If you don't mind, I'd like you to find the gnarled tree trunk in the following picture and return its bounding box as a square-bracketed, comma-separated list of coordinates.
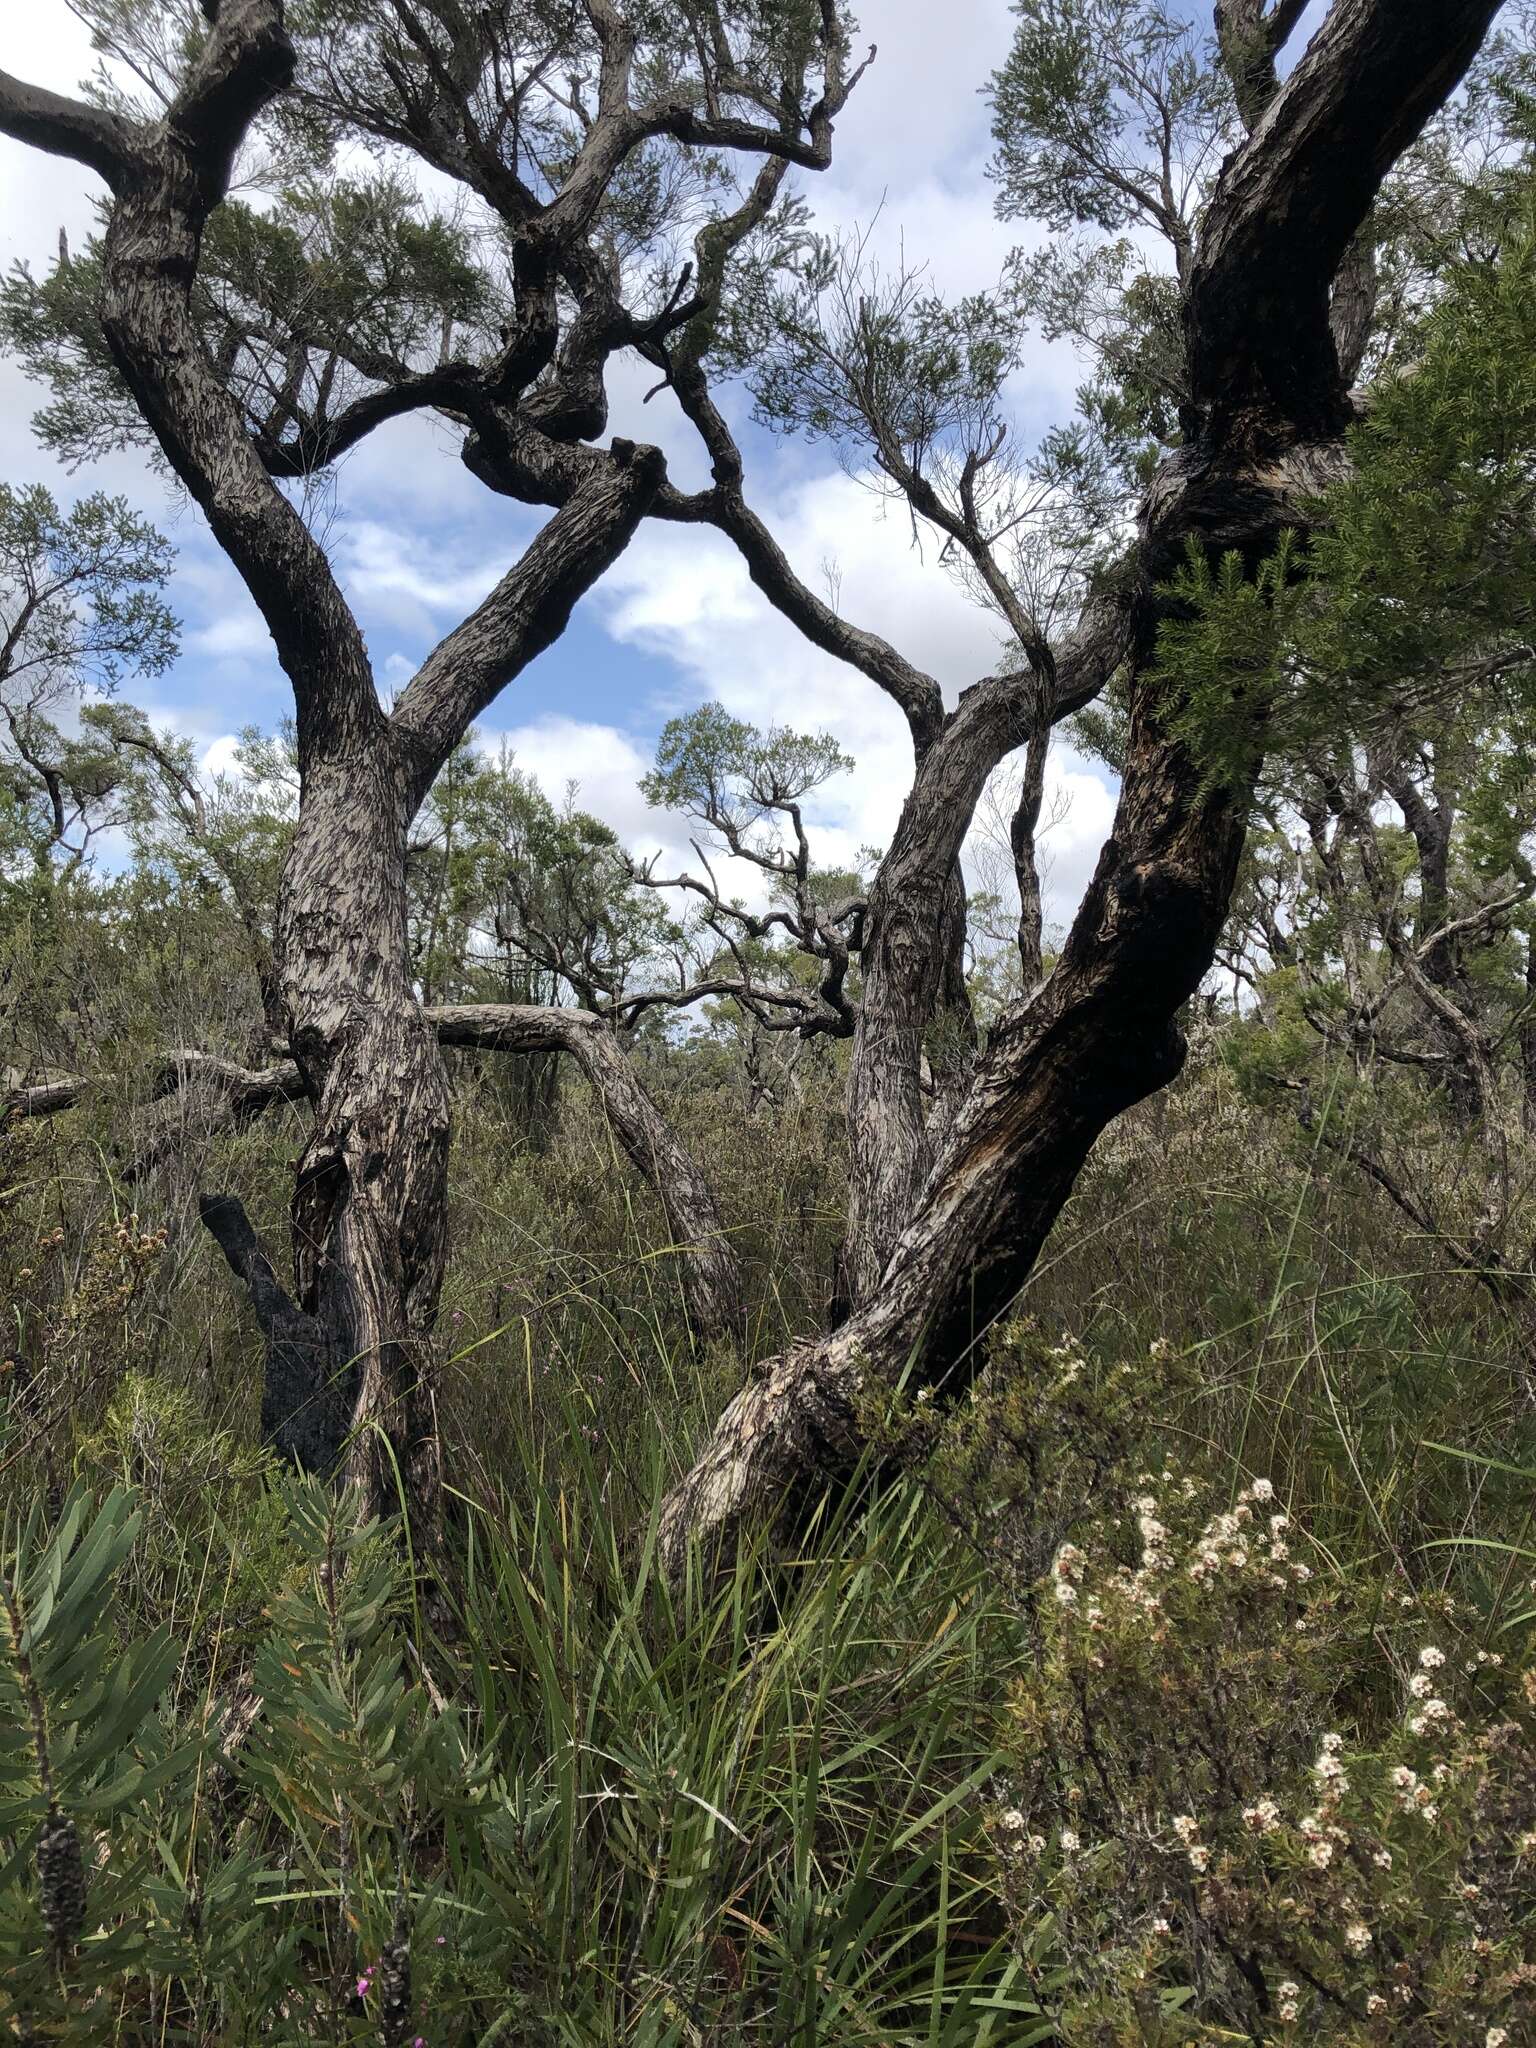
[658, 0, 1504, 1574]
[281, 742, 452, 1520]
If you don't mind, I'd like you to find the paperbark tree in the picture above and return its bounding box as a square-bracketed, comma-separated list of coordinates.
[0, 0, 863, 1520]
[656, 0, 1507, 1569]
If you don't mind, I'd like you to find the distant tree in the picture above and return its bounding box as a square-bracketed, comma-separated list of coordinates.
[0, 484, 175, 886]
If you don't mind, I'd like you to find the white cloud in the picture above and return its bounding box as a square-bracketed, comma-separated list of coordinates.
[485, 715, 657, 842]
[593, 465, 1118, 931]
[199, 733, 246, 779]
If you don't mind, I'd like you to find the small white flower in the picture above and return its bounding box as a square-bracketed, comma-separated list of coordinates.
[1308, 1840, 1334, 1868]
[1409, 1672, 1432, 1698]
[1486, 2031, 1509, 2048]
[1373, 1848, 1392, 1868]
[1059, 1827, 1080, 1853]
[1367, 1994, 1387, 2014]
[1187, 1843, 1210, 1872]
[1344, 1921, 1370, 1954]
[1171, 1814, 1200, 1843]
[1251, 1477, 1275, 1501]
[1418, 1645, 1446, 1670]
[999, 1809, 1026, 1832]
[1243, 1797, 1282, 1834]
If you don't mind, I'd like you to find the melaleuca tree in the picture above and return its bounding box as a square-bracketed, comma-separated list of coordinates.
[0, 0, 1515, 1578]
[634, 704, 864, 1038]
[655, 0, 1508, 1568]
[0, 0, 870, 1520]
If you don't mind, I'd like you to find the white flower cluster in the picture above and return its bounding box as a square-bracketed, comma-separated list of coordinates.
[1171, 1811, 1210, 1873]
[1298, 1734, 1352, 1868]
[1277, 1978, 1300, 2022]
[1242, 1794, 1282, 1834]
[1389, 1763, 1440, 1823]
[1403, 1652, 1456, 1738]
[1185, 1481, 1303, 1588]
[1051, 1541, 1086, 1608]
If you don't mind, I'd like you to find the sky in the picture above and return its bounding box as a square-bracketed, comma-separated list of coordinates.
[0, 0, 1266, 936]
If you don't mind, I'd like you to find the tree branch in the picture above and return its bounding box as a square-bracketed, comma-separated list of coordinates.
[391, 438, 666, 801]
[432, 1003, 744, 1340]
[0, 71, 136, 185]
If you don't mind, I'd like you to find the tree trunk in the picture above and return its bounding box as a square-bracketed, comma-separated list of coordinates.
[1523, 936, 1536, 1138]
[657, 659, 1243, 1568]
[1011, 728, 1050, 989]
[280, 742, 451, 1525]
[841, 845, 959, 1305]
[658, 0, 1506, 1573]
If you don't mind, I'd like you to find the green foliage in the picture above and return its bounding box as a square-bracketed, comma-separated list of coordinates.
[988, 0, 1228, 240]
[1307, 211, 1536, 719]
[1151, 530, 1311, 792]
[643, 701, 852, 827]
[0, 1484, 206, 2032]
[0, 1461, 1048, 2043]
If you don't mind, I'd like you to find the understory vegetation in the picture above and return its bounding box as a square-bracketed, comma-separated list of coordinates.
[6, 940, 1536, 2041]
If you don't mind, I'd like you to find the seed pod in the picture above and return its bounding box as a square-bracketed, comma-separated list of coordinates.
[376, 1935, 412, 2048]
[36, 1804, 85, 1961]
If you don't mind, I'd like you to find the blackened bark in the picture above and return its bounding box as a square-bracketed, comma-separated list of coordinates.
[199, 1194, 346, 1475]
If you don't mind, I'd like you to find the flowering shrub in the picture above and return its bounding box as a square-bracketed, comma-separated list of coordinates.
[964, 1340, 1536, 2043]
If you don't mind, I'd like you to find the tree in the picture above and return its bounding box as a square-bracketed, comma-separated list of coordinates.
[0, 484, 176, 886]
[656, 0, 1509, 1569]
[0, 0, 1513, 1575]
[0, 0, 869, 1521]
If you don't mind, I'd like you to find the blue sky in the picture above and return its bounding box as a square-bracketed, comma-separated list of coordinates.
[0, 0, 1326, 923]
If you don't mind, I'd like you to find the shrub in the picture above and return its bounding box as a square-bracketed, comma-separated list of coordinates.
[943, 1338, 1536, 2043]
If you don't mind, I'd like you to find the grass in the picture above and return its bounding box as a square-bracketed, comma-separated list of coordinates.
[4, 1029, 1536, 2038]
